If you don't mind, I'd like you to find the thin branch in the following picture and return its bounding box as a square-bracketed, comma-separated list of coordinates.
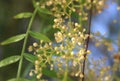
[81, 0, 93, 81]
[16, 7, 38, 80]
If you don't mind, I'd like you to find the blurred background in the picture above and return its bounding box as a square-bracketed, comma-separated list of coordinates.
[0, 0, 34, 80]
[0, 0, 120, 81]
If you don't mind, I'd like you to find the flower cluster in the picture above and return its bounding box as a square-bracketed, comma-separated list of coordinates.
[28, 0, 107, 80]
[28, 23, 91, 80]
[40, 0, 107, 19]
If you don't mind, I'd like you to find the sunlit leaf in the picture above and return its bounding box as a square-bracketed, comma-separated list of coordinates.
[0, 55, 20, 68]
[24, 53, 37, 63]
[38, 8, 52, 15]
[7, 78, 30, 81]
[0, 34, 26, 45]
[14, 12, 32, 19]
[29, 31, 51, 42]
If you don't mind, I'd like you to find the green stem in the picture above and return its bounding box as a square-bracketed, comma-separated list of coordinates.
[16, 7, 38, 80]
[79, 0, 83, 25]
[62, 61, 68, 81]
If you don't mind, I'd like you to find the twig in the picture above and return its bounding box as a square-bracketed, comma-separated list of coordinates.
[16, 6, 38, 81]
[81, 0, 93, 81]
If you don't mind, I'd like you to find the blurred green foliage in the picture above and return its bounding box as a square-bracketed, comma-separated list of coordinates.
[0, 0, 56, 80]
[0, 0, 33, 81]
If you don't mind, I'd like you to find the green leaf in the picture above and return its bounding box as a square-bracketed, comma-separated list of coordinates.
[14, 12, 32, 19]
[0, 34, 26, 45]
[7, 78, 30, 81]
[24, 53, 37, 63]
[38, 8, 52, 15]
[22, 63, 33, 77]
[42, 68, 57, 78]
[32, 1, 52, 15]
[0, 55, 20, 68]
[29, 31, 51, 42]
[42, 68, 73, 81]
[67, 77, 73, 81]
